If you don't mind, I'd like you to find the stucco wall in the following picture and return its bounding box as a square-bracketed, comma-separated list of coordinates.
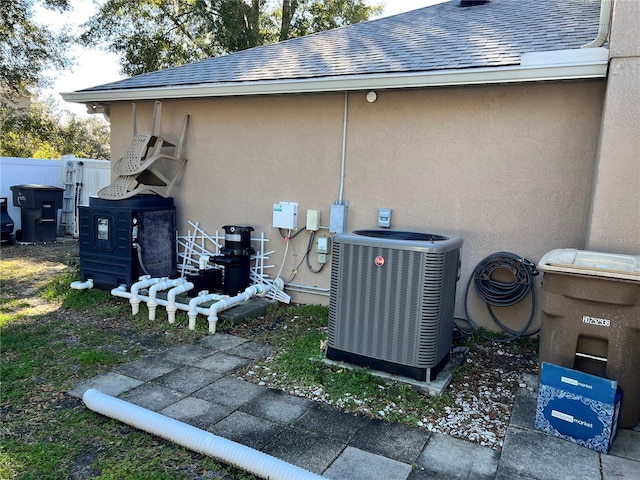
[586, 0, 640, 254]
[108, 80, 605, 332]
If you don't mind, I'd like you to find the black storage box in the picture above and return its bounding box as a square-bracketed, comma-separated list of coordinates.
[79, 196, 177, 288]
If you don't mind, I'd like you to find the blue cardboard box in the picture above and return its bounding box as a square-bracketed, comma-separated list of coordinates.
[535, 362, 623, 453]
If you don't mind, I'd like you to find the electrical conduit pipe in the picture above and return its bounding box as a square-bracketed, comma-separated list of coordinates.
[188, 292, 229, 330]
[207, 284, 271, 334]
[82, 389, 326, 480]
[147, 278, 187, 321]
[166, 281, 194, 323]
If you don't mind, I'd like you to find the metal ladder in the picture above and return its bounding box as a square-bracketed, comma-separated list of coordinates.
[59, 157, 84, 237]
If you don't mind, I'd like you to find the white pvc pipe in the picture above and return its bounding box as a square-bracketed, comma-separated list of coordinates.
[284, 286, 330, 297]
[70, 279, 94, 290]
[82, 389, 326, 480]
[166, 281, 194, 323]
[207, 284, 271, 334]
[112, 284, 227, 325]
[111, 285, 128, 298]
[188, 292, 228, 331]
[198, 255, 211, 270]
[129, 276, 164, 315]
[285, 282, 331, 296]
[110, 279, 270, 330]
[148, 278, 186, 321]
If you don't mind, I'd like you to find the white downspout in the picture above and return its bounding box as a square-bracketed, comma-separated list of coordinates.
[582, 0, 612, 48]
[83, 389, 326, 480]
[166, 281, 194, 323]
[148, 278, 186, 320]
[207, 284, 271, 334]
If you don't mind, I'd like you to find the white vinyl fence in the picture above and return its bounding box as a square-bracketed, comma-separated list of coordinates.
[0, 155, 111, 237]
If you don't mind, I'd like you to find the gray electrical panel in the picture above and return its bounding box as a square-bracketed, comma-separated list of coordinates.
[329, 201, 348, 233]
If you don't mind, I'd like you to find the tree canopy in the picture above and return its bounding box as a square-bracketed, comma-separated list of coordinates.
[0, 1, 109, 161]
[0, 0, 73, 96]
[82, 0, 382, 76]
[0, 0, 381, 161]
[0, 100, 110, 160]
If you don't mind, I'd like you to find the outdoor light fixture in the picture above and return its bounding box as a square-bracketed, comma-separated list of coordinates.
[366, 90, 378, 103]
[86, 103, 111, 121]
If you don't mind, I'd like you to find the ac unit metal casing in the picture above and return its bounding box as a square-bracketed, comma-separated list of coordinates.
[327, 230, 462, 382]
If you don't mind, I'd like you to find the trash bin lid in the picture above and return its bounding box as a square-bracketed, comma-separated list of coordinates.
[538, 248, 640, 281]
[10, 184, 64, 191]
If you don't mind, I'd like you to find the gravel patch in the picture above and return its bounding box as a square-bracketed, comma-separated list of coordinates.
[236, 339, 539, 450]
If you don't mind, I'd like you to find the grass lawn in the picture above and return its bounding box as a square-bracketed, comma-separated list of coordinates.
[1, 241, 538, 478]
[0, 244, 255, 479]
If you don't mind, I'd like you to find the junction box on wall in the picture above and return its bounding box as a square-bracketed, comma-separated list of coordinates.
[306, 209, 321, 231]
[378, 208, 392, 228]
[273, 202, 298, 229]
[316, 235, 331, 264]
[329, 201, 348, 234]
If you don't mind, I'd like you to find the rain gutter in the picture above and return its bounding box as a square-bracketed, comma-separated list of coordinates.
[61, 47, 609, 105]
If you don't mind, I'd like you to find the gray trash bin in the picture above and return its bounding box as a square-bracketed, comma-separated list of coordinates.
[10, 184, 64, 243]
[538, 248, 640, 428]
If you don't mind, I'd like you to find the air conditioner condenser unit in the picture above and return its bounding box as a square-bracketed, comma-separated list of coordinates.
[327, 230, 462, 382]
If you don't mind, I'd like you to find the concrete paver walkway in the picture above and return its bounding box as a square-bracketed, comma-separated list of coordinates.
[69, 334, 640, 479]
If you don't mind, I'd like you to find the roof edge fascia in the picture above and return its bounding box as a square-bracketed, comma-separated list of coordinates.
[61, 47, 609, 104]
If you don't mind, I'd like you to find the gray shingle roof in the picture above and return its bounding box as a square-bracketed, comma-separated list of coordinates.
[80, 0, 602, 93]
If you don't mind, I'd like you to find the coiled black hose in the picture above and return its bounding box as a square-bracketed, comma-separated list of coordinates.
[457, 252, 539, 342]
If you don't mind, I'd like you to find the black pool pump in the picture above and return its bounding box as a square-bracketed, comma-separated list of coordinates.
[212, 225, 255, 295]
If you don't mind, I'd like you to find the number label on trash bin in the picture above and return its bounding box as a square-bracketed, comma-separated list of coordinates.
[582, 315, 611, 327]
